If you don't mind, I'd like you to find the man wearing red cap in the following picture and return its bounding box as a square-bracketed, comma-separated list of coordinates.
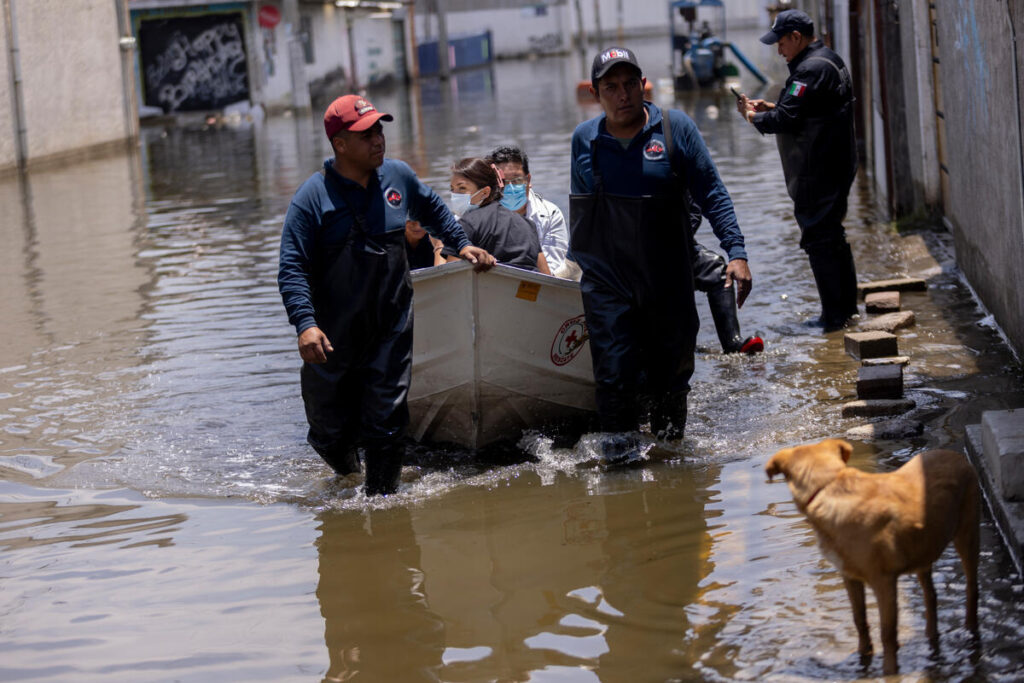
[278, 94, 494, 496]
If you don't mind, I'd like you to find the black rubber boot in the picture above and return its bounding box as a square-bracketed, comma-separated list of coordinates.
[650, 392, 688, 441]
[320, 446, 361, 476]
[808, 244, 858, 332]
[364, 441, 404, 496]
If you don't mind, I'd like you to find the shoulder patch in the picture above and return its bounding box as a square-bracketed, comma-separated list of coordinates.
[787, 81, 808, 97]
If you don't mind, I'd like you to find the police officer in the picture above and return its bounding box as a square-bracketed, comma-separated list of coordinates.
[736, 9, 858, 331]
[570, 47, 752, 442]
[278, 94, 494, 496]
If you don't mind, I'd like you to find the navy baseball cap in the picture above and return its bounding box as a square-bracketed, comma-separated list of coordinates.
[591, 47, 642, 86]
[760, 9, 814, 44]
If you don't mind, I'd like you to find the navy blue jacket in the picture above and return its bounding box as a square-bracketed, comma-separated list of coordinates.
[278, 159, 471, 334]
[570, 103, 747, 262]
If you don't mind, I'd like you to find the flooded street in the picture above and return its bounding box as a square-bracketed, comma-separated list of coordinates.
[2, 34, 1024, 681]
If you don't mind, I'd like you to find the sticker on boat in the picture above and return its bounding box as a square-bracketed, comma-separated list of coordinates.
[551, 315, 589, 366]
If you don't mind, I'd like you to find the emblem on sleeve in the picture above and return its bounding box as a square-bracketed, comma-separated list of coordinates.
[384, 187, 403, 208]
[787, 81, 808, 97]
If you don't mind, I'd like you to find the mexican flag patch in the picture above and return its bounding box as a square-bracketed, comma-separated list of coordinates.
[787, 81, 808, 97]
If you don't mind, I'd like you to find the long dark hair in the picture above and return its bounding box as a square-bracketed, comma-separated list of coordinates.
[451, 157, 503, 206]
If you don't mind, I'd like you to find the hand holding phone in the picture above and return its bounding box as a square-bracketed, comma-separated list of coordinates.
[730, 86, 743, 100]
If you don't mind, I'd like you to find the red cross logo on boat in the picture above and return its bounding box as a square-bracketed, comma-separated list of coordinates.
[551, 315, 589, 366]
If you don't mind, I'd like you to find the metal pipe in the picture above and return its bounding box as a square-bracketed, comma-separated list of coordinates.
[435, 0, 449, 80]
[3, 0, 27, 169]
[345, 8, 359, 90]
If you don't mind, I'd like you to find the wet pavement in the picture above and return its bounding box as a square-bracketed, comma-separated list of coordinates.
[2, 33, 1024, 682]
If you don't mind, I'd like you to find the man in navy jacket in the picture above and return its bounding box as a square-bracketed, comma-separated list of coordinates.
[278, 95, 493, 495]
[570, 47, 752, 444]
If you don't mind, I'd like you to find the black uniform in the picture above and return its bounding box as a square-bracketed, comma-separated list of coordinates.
[752, 40, 858, 329]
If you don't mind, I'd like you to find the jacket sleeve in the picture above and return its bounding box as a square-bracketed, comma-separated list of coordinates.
[752, 64, 827, 135]
[538, 199, 569, 270]
[570, 125, 592, 194]
[278, 190, 320, 335]
[674, 112, 748, 261]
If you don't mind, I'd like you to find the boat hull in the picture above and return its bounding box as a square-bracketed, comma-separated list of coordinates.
[409, 262, 596, 449]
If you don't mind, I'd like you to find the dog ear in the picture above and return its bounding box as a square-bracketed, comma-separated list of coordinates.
[835, 439, 853, 463]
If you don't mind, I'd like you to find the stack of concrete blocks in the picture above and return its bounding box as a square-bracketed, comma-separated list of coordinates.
[966, 410, 1024, 572]
[842, 278, 927, 437]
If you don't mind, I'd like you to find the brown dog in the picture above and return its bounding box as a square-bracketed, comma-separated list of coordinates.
[765, 439, 979, 675]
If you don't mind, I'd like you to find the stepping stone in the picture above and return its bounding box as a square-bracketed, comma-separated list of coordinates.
[858, 310, 916, 332]
[862, 356, 910, 367]
[857, 364, 904, 399]
[841, 398, 916, 417]
[858, 277, 927, 297]
[845, 418, 924, 440]
[865, 290, 900, 313]
[845, 330, 899, 360]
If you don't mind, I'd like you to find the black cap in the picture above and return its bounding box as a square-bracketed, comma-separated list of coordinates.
[591, 47, 642, 86]
[760, 9, 814, 45]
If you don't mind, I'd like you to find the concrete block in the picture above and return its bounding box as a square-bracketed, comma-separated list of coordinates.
[865, 290, 901, 313]
[858, 277, 928, 298]
[845, 331, 899, 360]
[858, 310, 916, 332]
[845, 418, 924, 440]
[981, 409, 1024, 501]
[862, 356, 910, 367]
[857, 364, 904, 399]
[841, 398, 915, 417]
[966, 424, 1024, 573]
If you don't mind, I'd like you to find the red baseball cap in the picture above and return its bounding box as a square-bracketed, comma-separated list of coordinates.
[323, 95, 393, 138]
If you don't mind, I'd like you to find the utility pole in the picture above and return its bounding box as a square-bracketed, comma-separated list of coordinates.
[435, 0, 450, 80]
[282, 0, 311, 111]
[345, 9, 359, 91]
[573, 0, 586, 56]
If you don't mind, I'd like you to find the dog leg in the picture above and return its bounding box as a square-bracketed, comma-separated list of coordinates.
[843, 576, 872, 656]
[954, 480, 981, 634]
[872, 576, 900, 675]
[916, 568, 939, 648]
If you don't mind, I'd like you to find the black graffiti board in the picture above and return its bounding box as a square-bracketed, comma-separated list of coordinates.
[139, 13, 250, 113]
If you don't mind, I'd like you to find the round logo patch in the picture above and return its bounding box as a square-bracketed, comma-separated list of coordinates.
[550, 315, 589, 366]
[643, 139, 666, 161]
[384, 187, 403, 208]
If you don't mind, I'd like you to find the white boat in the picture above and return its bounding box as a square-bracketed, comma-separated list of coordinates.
[409, 261, 596, 449]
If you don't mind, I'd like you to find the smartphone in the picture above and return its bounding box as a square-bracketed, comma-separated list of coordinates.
[730, 86, 743, 100]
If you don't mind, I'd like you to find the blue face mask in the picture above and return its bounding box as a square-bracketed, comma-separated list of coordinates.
[500, 182, 528, 211]
[449, 188, 484, 217]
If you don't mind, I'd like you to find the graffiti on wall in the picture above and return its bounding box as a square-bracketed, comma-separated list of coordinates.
[139, 13, 250, 112]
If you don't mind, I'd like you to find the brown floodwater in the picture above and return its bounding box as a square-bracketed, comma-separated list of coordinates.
[2, 33, 1023, 682]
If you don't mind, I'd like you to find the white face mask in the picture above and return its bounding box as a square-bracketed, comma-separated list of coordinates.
[449, 187, 485, 216]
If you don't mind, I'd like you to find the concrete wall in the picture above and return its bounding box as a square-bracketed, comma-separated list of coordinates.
[933, 0, 1024, 358]
[4, 0, 132, 169]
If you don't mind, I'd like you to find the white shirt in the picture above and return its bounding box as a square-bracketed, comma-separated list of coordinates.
[524, 189, 569, 272]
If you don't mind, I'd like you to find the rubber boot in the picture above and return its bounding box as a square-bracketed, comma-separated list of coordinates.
[364, 441, 404, 496]
[706, 282, 763, 354]
[320, 446, 361, 476]
[650, 392, 688, 441]
[808, 245, 857, 332]
[837, 241, 860, 321]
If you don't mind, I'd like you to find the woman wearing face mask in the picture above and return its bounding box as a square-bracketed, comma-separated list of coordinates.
[444, 157, 551, 274]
